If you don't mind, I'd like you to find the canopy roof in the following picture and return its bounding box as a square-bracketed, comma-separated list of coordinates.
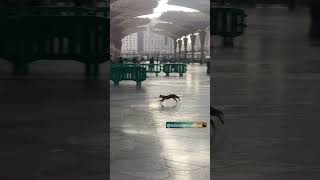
[111, 0, 209, 40]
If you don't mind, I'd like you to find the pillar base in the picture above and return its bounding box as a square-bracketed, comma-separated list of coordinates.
[85, 63, 100, 76]
[223, 37, 234, 46]
[13, 63, 29, 76]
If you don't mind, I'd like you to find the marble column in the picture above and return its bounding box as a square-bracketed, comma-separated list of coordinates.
[178, 39, 182, 62]
[111, 39, 122, 61]
[183, 36, 188, 62]
[190, 34, 196, 63]
[173, 40, 177, 60]
[199, 30, 206, 65]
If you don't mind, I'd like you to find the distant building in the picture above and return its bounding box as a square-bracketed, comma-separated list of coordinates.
[142, 26, 174, 56]
[121, 33, 138, 56]
[121, 27, 174, 57]
[121, 27, 210, 59]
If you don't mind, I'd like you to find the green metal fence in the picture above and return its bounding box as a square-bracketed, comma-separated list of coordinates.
[109, 63, 187, 86]
[136, 64, 162, 75]
[110, 66, 147, 86]
[0, 7, 109, 76]
[111, 64, 162, 75]
[162, 64, 187, 77]
[211, 7, 247, 46]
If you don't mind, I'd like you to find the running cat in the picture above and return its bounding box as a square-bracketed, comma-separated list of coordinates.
[159, 94, 180, 103]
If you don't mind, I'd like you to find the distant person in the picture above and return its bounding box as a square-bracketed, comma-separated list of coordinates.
[132, 57, 138, 64]
[140, 57, 145, 64]
[119, 57, 123, 64]
[156, 57, 159, 64]
[150, 57, 154, 64]
[149, 57, 155, 71]
[110, 54, 113, 62]
[162, 57, 166, 64]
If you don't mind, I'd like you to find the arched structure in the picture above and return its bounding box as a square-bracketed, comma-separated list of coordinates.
[110, 0, 210, 61]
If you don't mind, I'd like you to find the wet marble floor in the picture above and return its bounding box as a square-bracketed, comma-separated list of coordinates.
[211, 7, 320, 180]
[0, 61, 109, 179]
[110, 64, 210, 180]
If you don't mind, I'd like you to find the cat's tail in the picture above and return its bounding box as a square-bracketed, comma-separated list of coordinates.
[216, 114, 224, 125]
[211, 106, 224, 125]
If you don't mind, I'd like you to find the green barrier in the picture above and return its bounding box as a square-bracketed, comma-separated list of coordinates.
[112, 64, 162, 76]
[162, 64, 187, 77]
[110, 64, 138, 67]
[0, 7, 109, 76]
[211, 7, 247, 46]
[110, 66, 147, 86]
[136, 64, 162, 76]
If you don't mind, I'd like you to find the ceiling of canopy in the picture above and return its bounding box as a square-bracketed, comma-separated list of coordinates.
[110, 0, 210, 41]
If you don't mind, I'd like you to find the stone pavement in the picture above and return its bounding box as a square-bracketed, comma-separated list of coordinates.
[110, 64, 210, 180]
[0, 61, 109, 179]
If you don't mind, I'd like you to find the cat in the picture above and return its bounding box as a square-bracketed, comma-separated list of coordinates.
[159, 94, 180, 103]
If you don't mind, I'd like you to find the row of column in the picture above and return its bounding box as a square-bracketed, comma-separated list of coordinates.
[173, 29, 207, 64]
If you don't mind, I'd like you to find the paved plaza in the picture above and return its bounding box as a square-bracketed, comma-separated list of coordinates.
[110, 64, 210, 180]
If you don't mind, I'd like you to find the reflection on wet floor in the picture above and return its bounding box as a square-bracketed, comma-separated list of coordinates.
[110, 64, 210, 180]
[0, 75, 109, 178]
[212, 7, 320, 180]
